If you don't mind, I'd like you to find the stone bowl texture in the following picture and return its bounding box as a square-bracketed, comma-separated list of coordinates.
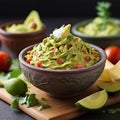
[19, 44, 106, 98]
[0, 20, 46, 57]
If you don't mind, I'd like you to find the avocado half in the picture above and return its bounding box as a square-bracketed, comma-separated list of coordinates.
[24, 10, 43, 31]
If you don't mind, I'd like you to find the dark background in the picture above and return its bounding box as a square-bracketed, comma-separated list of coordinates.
[0, 0, 120, 19]
[1, 1, 120, 120]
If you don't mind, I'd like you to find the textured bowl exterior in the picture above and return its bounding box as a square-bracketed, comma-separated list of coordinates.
[0, 20, 46, 57]
[19, 44, 106, 98]
[71, 18, 120, 48]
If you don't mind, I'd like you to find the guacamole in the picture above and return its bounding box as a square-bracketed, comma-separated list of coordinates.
[5, 10, 43, 33]
[25, 24, 100, 70]
[78, 17, 120, 36]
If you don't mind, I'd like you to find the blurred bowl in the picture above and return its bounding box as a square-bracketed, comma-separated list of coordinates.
[0, 20, 46, 57]
[71, 18, 120, 48]
[19, 44, 106, 98]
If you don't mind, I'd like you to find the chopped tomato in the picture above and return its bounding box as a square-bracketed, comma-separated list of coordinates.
[81, 50, 87, 54]
[50, 47, 55, 51]
[85, 56, 91, 62]
[26, 50, 31, 55]
[36, 61, 42, 67]
[76, 63, 83, 68]
[26, 58, 31, 64]
[94, 53, 99, 58]
[74, 37, 79, 41]
[57, 58, 65, 64]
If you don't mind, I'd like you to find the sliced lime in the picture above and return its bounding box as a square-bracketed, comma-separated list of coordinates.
[97, 80, 120, 93]
[75, 89, 108, 110]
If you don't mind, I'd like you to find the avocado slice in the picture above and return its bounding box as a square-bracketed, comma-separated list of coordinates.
[97, 80, 120, 93]
[24, 10, 43, 31]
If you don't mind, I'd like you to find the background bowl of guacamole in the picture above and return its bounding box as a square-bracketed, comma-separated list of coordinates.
[0, 10, 47, 57]
[19, 43, 106, 98]
[0, 20, 46, 57]
[71, 18, 120, 48]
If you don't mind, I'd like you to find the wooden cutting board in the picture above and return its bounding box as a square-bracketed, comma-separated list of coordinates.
[1, 82, 120, 120]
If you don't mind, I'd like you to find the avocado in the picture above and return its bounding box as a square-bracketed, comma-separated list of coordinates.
[97, 80, 120, 93]
[24, 10, 43, 31]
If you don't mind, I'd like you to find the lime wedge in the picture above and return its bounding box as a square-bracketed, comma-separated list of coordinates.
[97, 80, 120, 93]
[75, 89, 108, 110]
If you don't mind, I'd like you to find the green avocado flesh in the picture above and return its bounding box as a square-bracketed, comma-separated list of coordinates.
[75, 89, 108, 110]
[5, 10, 42, 33]
[24, 10, 42, 31]
[97, 80, 120, 93]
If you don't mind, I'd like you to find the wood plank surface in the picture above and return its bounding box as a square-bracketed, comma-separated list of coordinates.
[0, 83, 120, 120]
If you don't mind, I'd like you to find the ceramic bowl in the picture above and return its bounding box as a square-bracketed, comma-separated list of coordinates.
[19, 44, 106, 98]
[0, 20, 46, 57]
[71, 19, 120, 48]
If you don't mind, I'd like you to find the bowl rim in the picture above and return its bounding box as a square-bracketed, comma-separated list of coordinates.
[0, 20, 46, 37]
[71, 18, 120, 39]
[19, 43, 106, 73]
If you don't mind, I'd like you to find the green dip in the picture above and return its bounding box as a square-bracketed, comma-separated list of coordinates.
[78, 17, 120, 36]
[5, 24, 33, 33]
[5, 10, 42, 33]
[25, 24, 100, 70]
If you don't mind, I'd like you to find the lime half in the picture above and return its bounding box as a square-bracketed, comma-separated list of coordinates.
[75, 89, 108, 110]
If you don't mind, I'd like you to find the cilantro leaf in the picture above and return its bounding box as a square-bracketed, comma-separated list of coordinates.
[10, 59, 21, 71]
[26, 94, 39, 108]
[7, 70, 22, 79]
[96, 1, 111, 19]
[11, 97, 19, 108]
[40, 97, 47, 101]
[10, 94, 39, 109]
[96, 1, 112, 30]
[37, 104, 51, 111]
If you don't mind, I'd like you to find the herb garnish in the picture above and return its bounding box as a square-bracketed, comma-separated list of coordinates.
[11, 93, 39, 108]
[37, 104, 51, 111]
[96, 1, 111, 30]
[11, 94, 51, 111]
[0, 59, 51, 111]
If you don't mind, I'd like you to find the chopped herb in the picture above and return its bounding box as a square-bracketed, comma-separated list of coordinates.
[10, 93, 39, 109]
[98, 22, 107, 30]
[66, 53, 74, 60]
[96, 1, 111, 19]
[67, 35, 73, 41]
[0, 59, 21, 82]
[96, 1, 111, 30]
[10, 59, 21, 71]
[11, 97, 19, 108]
[26, 94, 39, 107]
[37, 104, 51, 111]
[102, 108, 120, 114]
[18, 96, 27, 105]
[7, 70, 22, 79]
[40, 97, 47, 101]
